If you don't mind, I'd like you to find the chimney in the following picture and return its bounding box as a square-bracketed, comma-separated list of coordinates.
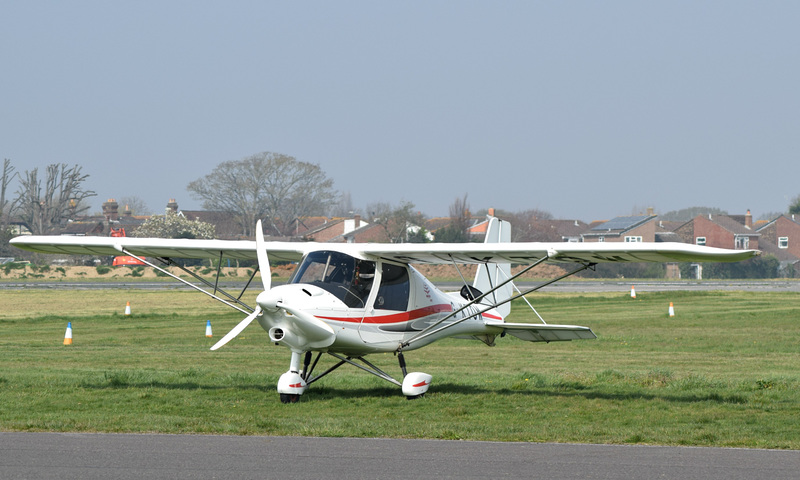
[745, 209, 752, 229]
[166, 198, 179, 214]
[102, 198, 119, 221]
[123, 204, 133, 217]
[647, 207, 654, 216]
[488, 207, 495, 217]
[354, 214, 361, 229]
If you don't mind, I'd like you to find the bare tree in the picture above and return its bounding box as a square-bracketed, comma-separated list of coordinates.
[507, 208, 556, 242]
[187, 152, 337, 237]
[436, 194, 471, 243]
[1, 159, 16, 226]
[11, 164, 96, 235]
[367, 200, 427, 243]
[0, 159, 18, 256]
[329, 191, 360, 218]
[118, 196, 152, 216]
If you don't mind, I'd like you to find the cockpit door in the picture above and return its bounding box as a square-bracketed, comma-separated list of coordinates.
[358, 261, 411, 344]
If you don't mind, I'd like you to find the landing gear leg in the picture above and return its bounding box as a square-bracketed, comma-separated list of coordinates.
[302, 351, 313, 380]
[398, 352, 408, 378]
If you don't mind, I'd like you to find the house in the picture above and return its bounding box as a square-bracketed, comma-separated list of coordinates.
[756, 214, 800, 257]
[530, 219, 588, 242]
[467, 208, 499, 238]
[335, 222, 392, 243]
[301, 215, 369, 242]
[581, 215, 658, 242]
[674, 211, 760, 250]
[756, 214, 800, 275]
[654, 220, 685, 243]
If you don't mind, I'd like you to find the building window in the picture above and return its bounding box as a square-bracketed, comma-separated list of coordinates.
[735, 236, 750, 250]
[779, 237, 789, 249]
[624, 236, 642, 242]
[696, 237, 706, 246]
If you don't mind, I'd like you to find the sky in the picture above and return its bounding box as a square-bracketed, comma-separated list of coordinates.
[2, 1, 799, 223]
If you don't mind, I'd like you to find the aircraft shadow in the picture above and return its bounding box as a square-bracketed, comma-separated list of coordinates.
[305, 382, 747, 405]
[78, 378, 746, 405]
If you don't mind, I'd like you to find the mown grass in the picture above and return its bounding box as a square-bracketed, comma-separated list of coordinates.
[1, 288, 798, 448]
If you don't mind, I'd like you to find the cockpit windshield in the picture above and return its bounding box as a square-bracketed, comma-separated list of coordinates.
[290, 251, 375, 308]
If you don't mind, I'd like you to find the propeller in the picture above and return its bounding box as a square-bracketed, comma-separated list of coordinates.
[210, 220, 271, 351]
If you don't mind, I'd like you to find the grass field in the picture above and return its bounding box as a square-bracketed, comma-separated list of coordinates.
[1, 287, 798, 448]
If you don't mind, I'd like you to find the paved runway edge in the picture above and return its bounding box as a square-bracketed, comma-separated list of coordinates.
[2, 432, 799, 480]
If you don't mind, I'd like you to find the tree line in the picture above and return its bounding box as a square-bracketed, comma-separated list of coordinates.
[4, 152, 800, 268]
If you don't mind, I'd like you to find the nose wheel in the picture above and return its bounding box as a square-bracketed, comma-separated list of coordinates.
[280, 393, 300, 404]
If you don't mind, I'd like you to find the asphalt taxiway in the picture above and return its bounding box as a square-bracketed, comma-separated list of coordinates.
[2, 433, 798, 479]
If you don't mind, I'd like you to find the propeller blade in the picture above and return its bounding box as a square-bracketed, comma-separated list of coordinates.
[255, 219, 271, 291]
[210, 306, 261, 351]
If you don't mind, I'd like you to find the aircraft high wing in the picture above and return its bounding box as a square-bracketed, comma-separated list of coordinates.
[10, 234, 757, 265]
[10, 217, 759, 403]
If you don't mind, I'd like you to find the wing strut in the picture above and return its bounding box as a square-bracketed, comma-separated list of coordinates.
[400, 253, 552, 349]
[115, 247, 254, 316]
[400, 260, 595, 350]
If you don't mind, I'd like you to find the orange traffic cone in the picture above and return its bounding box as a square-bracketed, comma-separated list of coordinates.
[630, 286, 636, 299]
[205, 320, 213, 338]
[124, 301, 131, 316]
[669, 302, 675, 317]
[63, 322, 73, 345]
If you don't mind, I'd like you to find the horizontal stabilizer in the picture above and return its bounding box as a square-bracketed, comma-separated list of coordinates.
[485, 320, 596, 342]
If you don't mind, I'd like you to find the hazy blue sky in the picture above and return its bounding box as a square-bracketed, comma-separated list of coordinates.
[3, 1, 798, 222]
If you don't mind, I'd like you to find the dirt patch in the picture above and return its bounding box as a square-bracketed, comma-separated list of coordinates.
[0, 264, 267, 281]
[0, 262, 564, 282]
[412, 263, 567, 280]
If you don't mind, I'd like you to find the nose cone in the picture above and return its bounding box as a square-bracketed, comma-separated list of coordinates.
[256, 289, 281, 311]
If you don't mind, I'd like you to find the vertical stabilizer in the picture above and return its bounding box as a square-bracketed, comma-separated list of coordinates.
[473, 215, 513, 318]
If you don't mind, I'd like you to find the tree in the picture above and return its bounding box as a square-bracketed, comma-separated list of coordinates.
[507, 208, 555, 242]
[10, 163, 96, 235]
[118, 196, 152, 216]
[329, 191, 361, 218]
[133, 211, 215, 239]
[187, 152, 337, 237]
[435, 194, 471, 243]
[659, 207, 727, 222]
[789, 195, 800, 215]
[0, 159, 17, 256]
[367, 201, 428, 243]
[1, 159, 16, 225]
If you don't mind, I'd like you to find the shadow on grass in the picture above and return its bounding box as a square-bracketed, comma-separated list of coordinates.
[77, 373, 748, 405]
[80, 379, 274, 393]
[305, 382, 748, 405]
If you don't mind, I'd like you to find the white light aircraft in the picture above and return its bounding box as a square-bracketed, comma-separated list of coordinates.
[11, 215, 758, 403]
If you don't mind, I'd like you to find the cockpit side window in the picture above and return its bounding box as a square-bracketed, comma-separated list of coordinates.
[375, 263, 409, 311]
[290, 251, 375, 308]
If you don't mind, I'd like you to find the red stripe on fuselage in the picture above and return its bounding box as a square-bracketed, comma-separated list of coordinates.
[318, 304, 453, 324]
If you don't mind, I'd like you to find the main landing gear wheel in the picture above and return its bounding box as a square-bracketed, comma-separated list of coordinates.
[401, 372, 432, 400]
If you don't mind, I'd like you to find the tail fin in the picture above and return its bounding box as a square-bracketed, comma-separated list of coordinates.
[473, 214, 513, 318]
